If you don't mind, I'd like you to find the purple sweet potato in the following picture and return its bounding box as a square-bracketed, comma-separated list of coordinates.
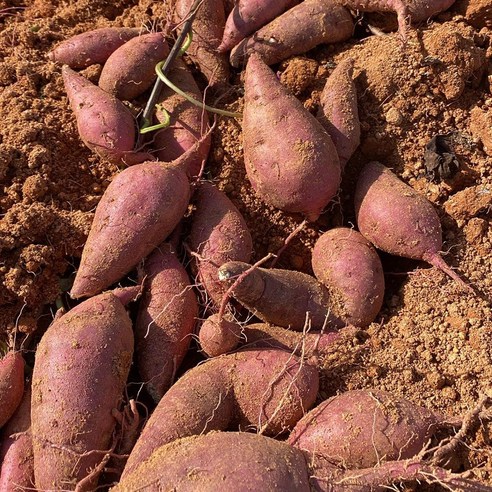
[188, 181, 253, 306]
[407, 0, 456, 22]
[198, 313, 242, 357]
[48, 27, 140, 69]
[31, 291, 134, 490]
[243, 54, 341, 221]
[355, 161, 470, 290]
[99, 32, 169, 101]
[0, 351, 24, 429]
[218, 261, 344, 331]
[174, 0, 229, 88]
[114, 432, 311, 491]
[312, 227, 385, 327]
[317, 58, 360, 170]
[70, 161, 190, 299]
[135, 243, 198, 402]
[122, 348, 319, 477]
[62, 66, 152, 165]
[218, 0, 301, 52]
[152, 58, 211, 176]
[0, 387, 34, 492]
[230, 0, 354, 67]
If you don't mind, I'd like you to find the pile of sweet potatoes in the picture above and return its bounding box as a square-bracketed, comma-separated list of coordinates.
[2, 0, 489, 490]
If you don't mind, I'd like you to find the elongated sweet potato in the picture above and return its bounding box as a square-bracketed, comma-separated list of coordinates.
[0, 351, 24, 429]
[317, 58, 360, 170]
[31, 291, 134, 490]
[70, 161, 190, 299]
[218, 0, 300, 52]
[48, 27, 140, 69]
[135, 243, 198, 402]
[188, 181, 253, 305]
[122, 348, 318, 477]
[99, 32, 169, 101]
[230, 0, 354, 67]
[218, 261, 344, 331]
[355, 161, 471, 290]
[243, 54, 341, 221]
[312, 227, 385, 327]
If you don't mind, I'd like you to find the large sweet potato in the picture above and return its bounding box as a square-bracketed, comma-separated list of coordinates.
[0, 351, 24, 429]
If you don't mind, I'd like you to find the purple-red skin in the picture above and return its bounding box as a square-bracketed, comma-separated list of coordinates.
[70, 161, 190, 299]
[218, 0, 301, 53]
[48, 27, 140, 69]
[0, 351, 24, 429]
[407, 0, 456, 22]
[354, 161, 470, 289]
[312, 227, 384, 327]
[153, 58, 211, 176]
[135, 243, 198, 402]
[199, 313, 242, 357]
[31, 292, 134, 490]
[122, 348, 319, 477]
[99, 32, 169, 101]
[243, 54, 341, 221]
[230, 0, 354, 67]
[174, 0, 229, 88]
[288, 389, 442, 469]
[188, 181, 253, 306]
[0, 387, 34, 492]
[317, 58, 360, 170]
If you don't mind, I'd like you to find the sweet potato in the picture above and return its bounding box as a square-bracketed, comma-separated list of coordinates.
[48, 27, 140, 69]
[243, 54, 341, 221]
[99, 32, 169, 101]
[317, 58, 360, 170]
[122, 348, 318, 476]
[174, 0, 229, 88]
[188, 181, 253, 305]
[135, 243, 198, 402]
[198, 313, 242, 357]
[62, 66, 152, 165]
[230, 0, 354, 67]
[288, 389, 441, 469]
[0, 351, 24, 429]
[355, 161, 471, 290]
[0, 387, 34, 492]
[218, 0, 300, 52]
[70, 161, 190, 299]
[152, 58, 211, 175]
[218, 261, 344, 331]
[312, 227, 385, 327]
[31, 291, 134, 490]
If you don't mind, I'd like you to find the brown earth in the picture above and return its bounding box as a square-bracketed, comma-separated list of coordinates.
[0, 0, 491, 488]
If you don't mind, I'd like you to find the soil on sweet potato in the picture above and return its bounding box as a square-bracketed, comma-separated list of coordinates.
[0, 0, 491, 487]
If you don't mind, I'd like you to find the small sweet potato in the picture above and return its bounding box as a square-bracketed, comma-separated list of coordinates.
[48, 27, 140, 69]
[317, 58, 360, 170]
[135, 243, 198, 402]
[70, 161, 190, 299]
[198, 313, 242, 357]
[312, 227, 385, 327]
[243, 54, 341, 221]
[188, 181, 253, 306]
[0, 351, 24, 429]
[99, 32, 169, 101]
[230, 0, 354, 67]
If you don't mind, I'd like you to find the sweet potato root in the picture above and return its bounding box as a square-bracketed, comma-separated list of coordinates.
[243, 54, 341, 221]
[0, 351, 24, 429]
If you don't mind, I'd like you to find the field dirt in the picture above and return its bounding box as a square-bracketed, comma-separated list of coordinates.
[0, 0, 491, 488]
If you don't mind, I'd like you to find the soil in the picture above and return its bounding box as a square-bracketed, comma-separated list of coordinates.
[1, 0, 492, 488]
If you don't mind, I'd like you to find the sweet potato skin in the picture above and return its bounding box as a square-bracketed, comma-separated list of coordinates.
[48, 27, 140, 68]
[0, 351, 24, 429]
[31, 292, 134, 490]
[70, 162, 190, 299]
[312, 227, 384, 327]
[135, 243, 198, 402]
[243, 54, 341, 221]
[188, 182, 253, 306]
[230, 0, 354, 67]
[99, 32, 169, 101]
[114, 432, 311, 492]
